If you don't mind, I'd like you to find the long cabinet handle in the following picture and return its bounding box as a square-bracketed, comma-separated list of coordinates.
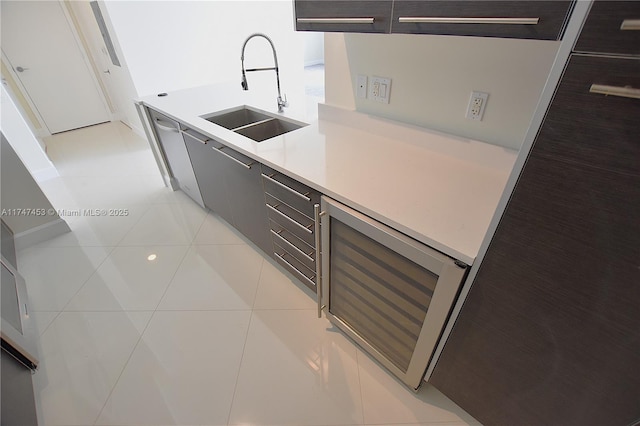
[398, 17, 539, 25]
[215, 146, 252, 169]
[182, 130, 209, 144]
[266, 203, 313, 234]
[589, 84, 640, 100]
[154, 118, 179, 133]
[271, 229, 315, 263]
[620, 19, 640, 30]
[262, 173, 311, 201]
[297, 17, 374, 24]
[314, 204, 325, 318]
[275, 252, 316, 288]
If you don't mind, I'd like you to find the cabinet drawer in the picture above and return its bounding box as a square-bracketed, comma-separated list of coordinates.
[391, 1, 573, 40]
[295, 0, 392, 33]
[261, 166, 320, 218]
[274, 242, 317, 290]
[266, 193, 316, 247]
[575, 1, 640, 56]
[270, 220, 316, 272]
[531, 54, 640, 176]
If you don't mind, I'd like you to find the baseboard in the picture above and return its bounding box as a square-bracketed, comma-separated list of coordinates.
[304, 60, 324, 67]
[31, 165, 59, 182]
[13, 218, 71, 251]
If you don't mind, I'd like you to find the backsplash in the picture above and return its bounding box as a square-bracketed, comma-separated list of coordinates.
[325, 33, 559, 150]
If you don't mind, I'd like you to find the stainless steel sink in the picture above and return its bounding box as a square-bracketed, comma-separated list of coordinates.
[234, 118, 305, 142]
[201, 106, 307, 142]
[203, 107, 272, 130]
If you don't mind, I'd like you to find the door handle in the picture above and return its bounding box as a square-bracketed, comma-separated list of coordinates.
[103, 70, 110, 74]
[16, 66, 29, 73]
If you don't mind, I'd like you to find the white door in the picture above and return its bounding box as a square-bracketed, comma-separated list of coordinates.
[1, 1, 110, 134]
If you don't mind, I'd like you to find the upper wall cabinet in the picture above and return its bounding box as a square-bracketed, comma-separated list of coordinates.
[391, 1, 574, 40]
[574, 0, 640, 56]
[294, 1, 393, 33]
[294, 0, 575, 40]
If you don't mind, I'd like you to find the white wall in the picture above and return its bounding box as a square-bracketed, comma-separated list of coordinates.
[325, 33, 559, 150]
[100, 1, 306, 102]
[1, 86, 58, 182]
[303, 32, 324, 66]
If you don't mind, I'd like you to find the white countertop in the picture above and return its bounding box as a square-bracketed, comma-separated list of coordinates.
[140, 83, 517, 265]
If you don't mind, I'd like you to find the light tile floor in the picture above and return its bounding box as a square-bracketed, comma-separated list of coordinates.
[19, 121, 480, 425]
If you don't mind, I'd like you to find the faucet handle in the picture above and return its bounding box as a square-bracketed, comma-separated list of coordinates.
[277, 94, 288, 112]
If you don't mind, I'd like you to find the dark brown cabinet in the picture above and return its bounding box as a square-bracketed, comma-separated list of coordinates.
[574, 1, 640, 56]
[391, 1, 574, 39]
[294, 1, 393, 33]
[294, 0, 574, 40]
[429, 3, 640, 425]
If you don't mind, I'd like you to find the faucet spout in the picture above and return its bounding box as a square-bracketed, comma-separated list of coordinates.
[240, 33, 288, 112]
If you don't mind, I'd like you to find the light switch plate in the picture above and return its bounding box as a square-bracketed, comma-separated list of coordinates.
[369, 76, 391, 103]
[356, 75, 368, 99]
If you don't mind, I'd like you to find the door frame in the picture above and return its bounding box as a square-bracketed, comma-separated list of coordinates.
[2, 0, 113, 137]
[1, 50, 49, 139]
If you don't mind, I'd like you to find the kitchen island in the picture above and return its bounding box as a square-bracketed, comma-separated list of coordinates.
[138, 83, 516, 266]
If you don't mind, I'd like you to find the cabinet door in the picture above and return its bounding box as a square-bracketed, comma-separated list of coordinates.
[430, 55, 640, 425]
[1, 349, 38, 426]
[1, 220, 16, 269]
[183, 131, 233, 224]
[391, 1, 574, 39]
[148, 109, 204, 207]
[217, 145, 272, 255]
[294, 0, 393, 33]
[574, 1, 640, 56]
[528, 54, 640, 176]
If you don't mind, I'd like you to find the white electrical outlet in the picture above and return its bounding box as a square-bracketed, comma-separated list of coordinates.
[369, 76, 391, 103]
[356, 75, 368, 99]
[466, 91, 489, 121]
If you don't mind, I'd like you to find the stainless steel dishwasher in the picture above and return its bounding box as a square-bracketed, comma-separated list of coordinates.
[148, 109, 205, 208]
[319, 196, 468, 390]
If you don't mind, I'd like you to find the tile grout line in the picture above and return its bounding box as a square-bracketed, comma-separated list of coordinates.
[225, 309, 254, 426]
[91, 309, 157, 426]
[108, 201, 154, 248]
[90, 213, 194, 425]
[91, 226, 194, 425]
[250, 258, 266, 310]
[55, 245, 117, 314]
[224, 250, 267, 425]
[355, 349, 367, 426]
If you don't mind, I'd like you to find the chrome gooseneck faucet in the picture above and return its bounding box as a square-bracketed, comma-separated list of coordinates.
[241, 33, 288, 112]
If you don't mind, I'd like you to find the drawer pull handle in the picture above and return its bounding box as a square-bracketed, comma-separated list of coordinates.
[275, 252, 316, 287]
[589, 84, 640, 100]
[262, 173, 311, 201]
[266, 203, 313, 234]
[314, 204, 326, 318]
[620, 19, 640, 30]
[297, 17, 374, 24]
[215, 146, 253, 169]
[398, 17, 539, 25]
[182, 130, 209, 144]
[154, 118, 179, 133]
[271, 229, 315, 263]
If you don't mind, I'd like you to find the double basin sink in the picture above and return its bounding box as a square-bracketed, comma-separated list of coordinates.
[202, 106, 307, 142]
